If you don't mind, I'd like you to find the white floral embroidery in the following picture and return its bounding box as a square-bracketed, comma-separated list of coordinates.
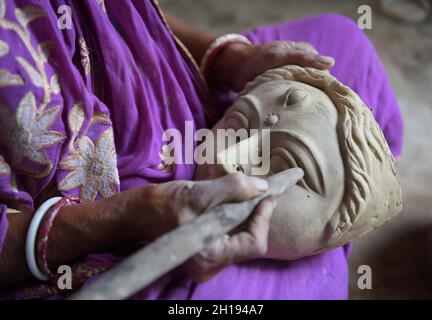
[59, 128, 119, 200]
[96, 0, 107, 13]
[0, 39, 10, 57]
[0, 92, 65, 166]
[158, 144, 175, 173]
[0, 2, 65, 179]
[0, 68, 24, 86]
[0, 155, 11, 176]
[78, 37, 90, 76]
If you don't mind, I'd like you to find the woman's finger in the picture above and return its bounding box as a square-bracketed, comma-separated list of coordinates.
[279, 41, 319, 55]
[262, 41, 335, 70]
[225, 195, 277, 261]
[286, 49, 335, 69]
[243, 195, 277, 247]
[185, 196, 277, 282]
[291, 41, 319, 54]
[187, 173, 269, 212]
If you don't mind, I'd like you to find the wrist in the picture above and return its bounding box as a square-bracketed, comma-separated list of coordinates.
[95, 194, 130, 243]
[207, 42, 249, 90]
[45, 197, 125, 267]
[110, 188, 142, 242]
[114, 184, 159, 242]
[200, 34, 252, 91]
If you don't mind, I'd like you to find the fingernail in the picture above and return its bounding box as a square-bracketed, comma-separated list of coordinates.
[317, 55, 335, 65]
[250, 177, 269, 192]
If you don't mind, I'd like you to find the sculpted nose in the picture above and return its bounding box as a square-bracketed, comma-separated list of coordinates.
[216, 131, 269, 176]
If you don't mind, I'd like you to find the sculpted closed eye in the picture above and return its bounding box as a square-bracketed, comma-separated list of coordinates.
[283, 87, 309, 107]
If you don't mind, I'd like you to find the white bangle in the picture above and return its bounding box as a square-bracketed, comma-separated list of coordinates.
[26, 196, 63, 281]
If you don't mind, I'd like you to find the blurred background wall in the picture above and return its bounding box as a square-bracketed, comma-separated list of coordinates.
[159, 0, 432, 299]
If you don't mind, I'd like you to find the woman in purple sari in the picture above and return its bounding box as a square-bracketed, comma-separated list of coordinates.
[0, 0, 402, 299]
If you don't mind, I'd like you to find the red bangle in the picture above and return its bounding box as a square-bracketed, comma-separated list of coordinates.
[200, 34, 252, 83]
[36, 196, 80, 279]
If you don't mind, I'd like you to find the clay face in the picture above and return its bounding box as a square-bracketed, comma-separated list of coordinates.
[195, 65, 402, 259]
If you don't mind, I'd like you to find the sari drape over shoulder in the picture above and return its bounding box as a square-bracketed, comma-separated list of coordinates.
[0, 1, 402, 299]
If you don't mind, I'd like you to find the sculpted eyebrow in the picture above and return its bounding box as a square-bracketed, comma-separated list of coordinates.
[239, 95, 264, 111]
[227, 95, 260, 125]
[270, 131, 325, 196]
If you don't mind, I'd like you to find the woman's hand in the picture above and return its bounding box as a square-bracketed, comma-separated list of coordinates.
[121, 173, 272, 242]
[184, 195, 277, 282]
[119, 173, 277, 281]
[0, 173, 274, 287]
[208, 40, 335, 92]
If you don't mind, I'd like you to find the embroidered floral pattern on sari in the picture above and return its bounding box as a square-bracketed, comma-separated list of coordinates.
[0, 2, 64, 178]
[0, 1, 119, 199]
[0, 68, 24, 86]
[0, 93, 65, 166]
[158, 143, 175, 173]
[0, 155, 10, 176]
[59, 104, 119, 201]
[78, 37, 91, 76]
[96, 0, 107, 14]
[0, 38, 9, 56]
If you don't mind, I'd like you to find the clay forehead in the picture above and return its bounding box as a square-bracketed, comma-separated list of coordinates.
[236, 79, 337, 130]
[245, 79, 328, 100]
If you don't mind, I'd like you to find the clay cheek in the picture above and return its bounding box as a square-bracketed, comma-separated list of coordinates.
[269, 183, 333, 255]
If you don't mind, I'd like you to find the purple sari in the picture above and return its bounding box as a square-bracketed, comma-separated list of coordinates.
[0, 0, 403, 299]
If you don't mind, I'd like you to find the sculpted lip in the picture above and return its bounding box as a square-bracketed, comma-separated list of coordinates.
[269, 130, 325, 196]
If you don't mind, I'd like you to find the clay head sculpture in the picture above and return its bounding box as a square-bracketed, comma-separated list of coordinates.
[195, 65, 402, 259]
